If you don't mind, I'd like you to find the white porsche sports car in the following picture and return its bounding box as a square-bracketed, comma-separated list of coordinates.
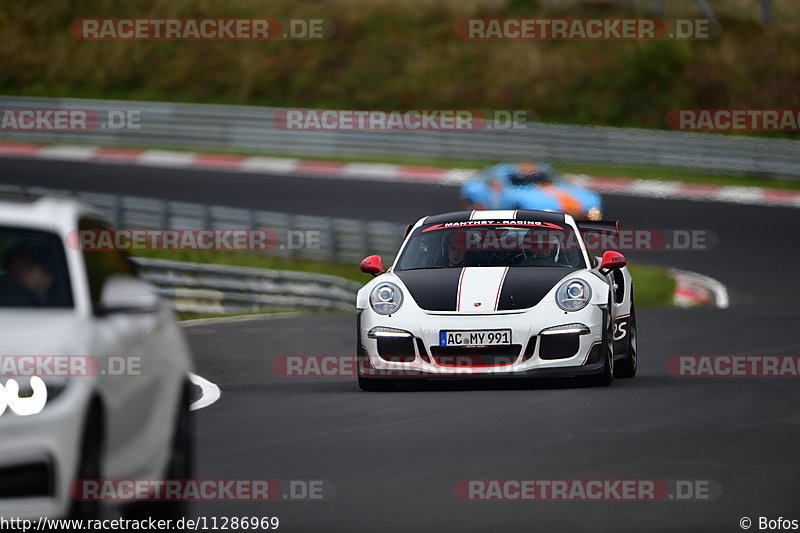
[356, 209, 636, 391]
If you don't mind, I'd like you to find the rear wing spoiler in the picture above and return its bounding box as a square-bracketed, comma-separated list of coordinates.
[575, 220, 620, 235]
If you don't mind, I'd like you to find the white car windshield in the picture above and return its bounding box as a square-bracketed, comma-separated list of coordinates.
[0, 227, 74, 308]
[396, 223, 586, 270]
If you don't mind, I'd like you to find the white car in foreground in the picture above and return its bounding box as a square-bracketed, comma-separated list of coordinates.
[356, 209, 636, 391]
[0, 195, 193, 519]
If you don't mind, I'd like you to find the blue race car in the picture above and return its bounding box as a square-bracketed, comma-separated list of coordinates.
[460, 163, 603, 220]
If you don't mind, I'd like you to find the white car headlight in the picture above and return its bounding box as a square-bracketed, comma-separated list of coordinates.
[369, 282, 403, 315]
[556, 279, 592, 312]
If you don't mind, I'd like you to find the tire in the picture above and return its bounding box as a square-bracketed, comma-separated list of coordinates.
[358, 376, 398, 392]
[615, 303, 638, 378]
[125, 383, 193, 521]
[587, 307, 615, 387]
[68, 403, 103, 520]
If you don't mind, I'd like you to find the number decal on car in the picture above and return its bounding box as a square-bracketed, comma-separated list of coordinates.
[613, 320, 628, 341]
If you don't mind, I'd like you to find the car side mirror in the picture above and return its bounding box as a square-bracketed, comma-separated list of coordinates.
[359, 255, 384, 276]
[97, 275, 161, 314]
[599, 251, 626, 272]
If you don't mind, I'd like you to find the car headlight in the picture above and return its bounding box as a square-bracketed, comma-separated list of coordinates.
[540, 323, 590, 335]
[370, 282, 404, 315]
[368, 326, 412, 338]
[556, 279, 592, 312]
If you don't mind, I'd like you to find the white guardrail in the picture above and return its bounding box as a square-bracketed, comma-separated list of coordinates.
[132, 257, 361, 314]
[0, 183, 406, 265]
[0, 183, 398, 313]
[1, 95, 799, 179]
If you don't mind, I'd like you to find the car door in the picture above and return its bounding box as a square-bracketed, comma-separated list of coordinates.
[78, 217, 174, 479]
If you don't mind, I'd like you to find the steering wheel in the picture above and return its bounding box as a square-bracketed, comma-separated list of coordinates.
[525, 254, 560, 267]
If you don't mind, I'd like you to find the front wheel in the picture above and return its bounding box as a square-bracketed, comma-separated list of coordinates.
[124, 384, 193, 521]
[68, 403, 102, 520]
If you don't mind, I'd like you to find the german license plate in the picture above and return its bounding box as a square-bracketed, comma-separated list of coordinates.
[439, 329, 511, 347]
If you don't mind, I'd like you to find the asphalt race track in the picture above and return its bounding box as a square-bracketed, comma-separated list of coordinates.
[3, 156, 800, 532]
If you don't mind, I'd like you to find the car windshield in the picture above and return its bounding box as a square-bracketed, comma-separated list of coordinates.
[508, 163, 558, 186]
[0, 227, 73, 308]
[396, 222, 586, 270]
[509, 171, 553, 186]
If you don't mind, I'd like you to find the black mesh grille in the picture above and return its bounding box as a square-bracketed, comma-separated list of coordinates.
[539, 333, 580, 360]
[430, 345, 521, 366]
[377, 336, 416, 363]
[0, 461, 52, 498]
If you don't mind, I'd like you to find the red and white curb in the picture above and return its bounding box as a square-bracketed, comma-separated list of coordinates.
[670, 268, 729, 309]
[1, 140, 799, 209]
[568, 174, 800, 209]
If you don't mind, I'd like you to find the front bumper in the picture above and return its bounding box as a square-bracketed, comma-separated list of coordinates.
[358, 302, 605, 380]
[359, 356, 606, 381]
[0, 381, 90, 519]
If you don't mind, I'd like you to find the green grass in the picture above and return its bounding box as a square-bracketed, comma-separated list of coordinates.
[3, 0, 800, 136]
[628, 263, 676, 308]
[131, 248, 677, 308]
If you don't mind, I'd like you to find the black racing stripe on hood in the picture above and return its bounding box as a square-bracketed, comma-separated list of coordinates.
[497, 267, 578, 310]
[394, 269, 462, 311]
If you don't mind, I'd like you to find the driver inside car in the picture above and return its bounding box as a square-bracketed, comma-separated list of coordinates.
[519, 229, 564, 266]
[0, 244, 56, 306]
[444, 230, 467, 267]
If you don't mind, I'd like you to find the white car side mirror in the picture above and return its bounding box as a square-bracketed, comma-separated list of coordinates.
[98, 275, 161, 314]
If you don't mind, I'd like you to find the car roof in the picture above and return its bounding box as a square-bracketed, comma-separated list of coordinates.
[0, 194, 106, 232]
